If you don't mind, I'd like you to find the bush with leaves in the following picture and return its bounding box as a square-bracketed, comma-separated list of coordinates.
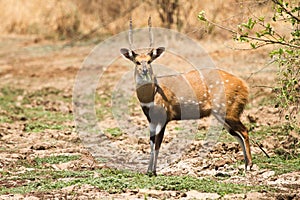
[198, 0, 299, 127]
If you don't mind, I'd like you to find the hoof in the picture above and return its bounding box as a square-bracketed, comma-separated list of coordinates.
[245, 160, 253, 172]
[146, 171, 157, 177]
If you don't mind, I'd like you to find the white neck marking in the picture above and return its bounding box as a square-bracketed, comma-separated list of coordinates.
[140, 101, 154, 108]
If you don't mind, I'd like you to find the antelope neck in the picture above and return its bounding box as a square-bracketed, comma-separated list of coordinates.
[136, 82, 157, 104]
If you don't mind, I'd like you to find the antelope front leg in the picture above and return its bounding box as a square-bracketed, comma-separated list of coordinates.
[147, 128, 155, 175]
[152, 126, 165, 175]
[147, 123, 166, 176]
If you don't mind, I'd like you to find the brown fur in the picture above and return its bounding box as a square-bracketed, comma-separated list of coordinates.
[153, 69, 249, 122]
[120, 47, 253, 174]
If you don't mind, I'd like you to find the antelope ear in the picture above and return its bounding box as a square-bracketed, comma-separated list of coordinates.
[149, 47, 165, 61]
[120, 48, 137, 61]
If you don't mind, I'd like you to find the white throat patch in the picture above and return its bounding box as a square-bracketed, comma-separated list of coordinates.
[140, 102, 154, 108]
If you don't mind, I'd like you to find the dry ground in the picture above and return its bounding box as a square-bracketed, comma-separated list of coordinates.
[0, 35, 299, 199]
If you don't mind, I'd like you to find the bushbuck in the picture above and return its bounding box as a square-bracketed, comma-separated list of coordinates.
[120, 17, 252, 176]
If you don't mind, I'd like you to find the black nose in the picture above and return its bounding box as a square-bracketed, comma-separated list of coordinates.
[143, 68, 148, 75]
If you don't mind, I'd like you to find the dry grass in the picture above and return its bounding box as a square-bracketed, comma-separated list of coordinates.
[0, 0, 79, 39]
[0, 0, 274, 40]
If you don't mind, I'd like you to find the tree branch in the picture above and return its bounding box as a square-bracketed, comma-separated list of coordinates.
[272, 0, 300, 23]
[203, 16, 300, 49]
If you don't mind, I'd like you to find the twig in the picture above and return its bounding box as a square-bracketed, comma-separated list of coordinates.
[246, 59, 276, 81]
[251, 139, 270, 158]
[203, 15, 300, 49]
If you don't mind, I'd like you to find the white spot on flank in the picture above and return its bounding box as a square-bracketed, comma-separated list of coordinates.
[179, 97, 184, 100]
[221, 103, 226, 107]
[209, 85, 213, 88]
[216, 81, 220, 85]
[212, 109, 218, 113]
[203, 93, 207, 97]
[199, 101, 203, 104]
[225, 79, 229, 83]
[237, 85, 241, 88]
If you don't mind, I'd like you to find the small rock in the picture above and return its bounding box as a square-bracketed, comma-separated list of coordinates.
[226, 143, 239, 152]
[215, 171, 231, 178]
[31, 142, 53, 150]
[266, 107, 279, 114]
[11, 153, 23, 159]
[261, 170, 275, 179]
[137, 137, 147, 145]
[238, 164, 246, 170]
[251, 164, 259, 171]
[138, 189, 176, 199]
[223, 193, 246, 199]
[247, 113, 258, 123]
[19, 148, 33, 155]
[24, 196, 40, 200]
[184, 190, 220, 199]
[245, 192, 272, 200]
[276, 193, 297, 200]
[52, 161, 74, 170]
[214, 158, 232, 169]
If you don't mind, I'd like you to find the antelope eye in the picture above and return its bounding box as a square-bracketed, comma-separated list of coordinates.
[136, 61, 141, 65]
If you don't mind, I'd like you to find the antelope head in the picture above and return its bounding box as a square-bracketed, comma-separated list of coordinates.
[120, 47, 165, 85]
[120, 16, 165, 85]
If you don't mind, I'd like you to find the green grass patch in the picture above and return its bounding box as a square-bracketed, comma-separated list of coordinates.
[34, 155, 81, 166]
[22, 106, 72, 132]
[194, 129, 207, 140]
[24, 122, 65, 132]
[0, 115, 12, 123]
[0, 86, 73, 132]
[105, 127, 123, 137]
[255, 154, 300, 175]
[0, 168, 270, 196]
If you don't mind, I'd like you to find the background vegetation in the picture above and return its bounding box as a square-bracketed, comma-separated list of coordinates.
[0, 0, 299, 198]
[199, 0, 299, 127]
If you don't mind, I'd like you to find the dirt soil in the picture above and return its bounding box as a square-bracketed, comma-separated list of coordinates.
[0, 35, 299, 199]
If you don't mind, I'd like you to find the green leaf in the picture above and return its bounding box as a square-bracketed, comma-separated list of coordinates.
[256, 32, 261, 38]
[198, 11, 206, 21]
[285, 49, 294, 55]
[250, 43, 256, 48]
[241, 18, 256, 30]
